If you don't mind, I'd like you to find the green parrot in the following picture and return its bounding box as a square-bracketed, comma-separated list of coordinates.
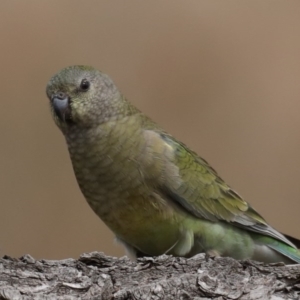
[46, 65, 300, 264]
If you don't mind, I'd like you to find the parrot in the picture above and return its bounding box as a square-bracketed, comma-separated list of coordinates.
[46, 65, 300, 264]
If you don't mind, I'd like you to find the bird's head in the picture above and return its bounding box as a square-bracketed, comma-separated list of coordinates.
[46, 65, 130, 131]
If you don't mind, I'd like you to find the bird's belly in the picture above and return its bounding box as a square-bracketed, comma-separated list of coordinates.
[88, 191, 183, 256]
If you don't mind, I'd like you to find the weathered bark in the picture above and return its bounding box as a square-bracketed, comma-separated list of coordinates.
[0, 252, 300, 299]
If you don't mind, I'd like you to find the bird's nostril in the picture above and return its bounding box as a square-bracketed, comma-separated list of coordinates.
[56, 92, 67, 100]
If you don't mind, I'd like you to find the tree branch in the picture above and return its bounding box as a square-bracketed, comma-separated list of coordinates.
[0, 252, 300, 299]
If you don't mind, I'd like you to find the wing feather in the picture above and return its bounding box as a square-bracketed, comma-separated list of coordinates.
[151, 132, 296, 249]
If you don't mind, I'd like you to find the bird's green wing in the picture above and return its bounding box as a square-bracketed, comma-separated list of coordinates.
[154, 132, 295, 249]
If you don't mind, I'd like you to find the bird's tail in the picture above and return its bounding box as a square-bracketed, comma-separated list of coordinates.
[266, 234, 300, 264]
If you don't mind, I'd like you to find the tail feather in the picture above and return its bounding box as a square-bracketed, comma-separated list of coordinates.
[267, 237, 300, 264]
[282, 233, 300, 249]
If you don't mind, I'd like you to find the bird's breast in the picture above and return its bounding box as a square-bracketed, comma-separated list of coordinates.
[64, 117, 183, 255]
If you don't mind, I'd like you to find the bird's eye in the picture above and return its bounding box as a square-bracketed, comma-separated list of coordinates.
[80, 79, 90, 91]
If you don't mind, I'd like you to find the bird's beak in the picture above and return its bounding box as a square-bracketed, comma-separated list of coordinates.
[51, 92, 72, 123]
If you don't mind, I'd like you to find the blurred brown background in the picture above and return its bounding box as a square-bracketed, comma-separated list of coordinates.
[0, 1, 300, 260]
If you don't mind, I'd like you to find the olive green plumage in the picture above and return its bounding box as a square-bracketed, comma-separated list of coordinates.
[47, 65, 300, 263]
